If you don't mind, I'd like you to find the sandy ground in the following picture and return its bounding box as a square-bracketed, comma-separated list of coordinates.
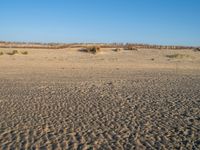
[0, 48, 200, 149]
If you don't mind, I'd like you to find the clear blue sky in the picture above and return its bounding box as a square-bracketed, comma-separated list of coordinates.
[0, 0, 200, 46]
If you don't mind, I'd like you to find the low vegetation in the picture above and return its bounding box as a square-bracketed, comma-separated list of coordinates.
[0, 52, 3, 55]
[80, 46, 101, 54]
[151, 58, 155, 61]
[124, 45, 138, 51]
[113, 48, 121, 52]
[194, 48, 200, 52]
[6, 50, 19, 55]
[166, 54, 191, 59]
[5, 50, 28, 56]
[21, 51, 28, 55]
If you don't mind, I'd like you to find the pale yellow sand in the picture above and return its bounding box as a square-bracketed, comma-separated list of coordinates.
[0, 48, 200, 149]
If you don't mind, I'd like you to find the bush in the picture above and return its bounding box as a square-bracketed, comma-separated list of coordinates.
[166, 54, 191, 59]
[21, 51, 28, 55]
[88, 46, 101, 54]
[194, 48, 200, 52]
[6, 50, 19, 55]
[113, 48, 121, 52]
[124, 45, 138, 51]
[81, 46, 101, 54]
[151, 58, 155, 61]
[0, 52, 3, 55]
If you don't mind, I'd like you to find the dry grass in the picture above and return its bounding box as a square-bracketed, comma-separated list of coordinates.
[151, 58, 155, 61]
[124, 45, 138, 51]
[166, 54, 191, 59]
[6, 50, 19, 55]
[113, 48, 121, 52]
[80, 46, 101, 54]
[194, 48, 200, 52]
[5, 50, 28, 55]
[21, 51, 28, 55]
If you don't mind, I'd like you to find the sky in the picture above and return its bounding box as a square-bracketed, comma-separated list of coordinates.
[0, 0, 200, 46]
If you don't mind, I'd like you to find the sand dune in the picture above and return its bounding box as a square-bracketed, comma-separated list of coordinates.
[0, 48, 200, 149]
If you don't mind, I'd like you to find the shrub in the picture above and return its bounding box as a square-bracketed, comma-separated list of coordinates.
[0, 52, 3, 55]
[194, 48, 200, 52]
[13, 50, 18, 54]
[81, 46, 101, 54]
[151, 58, 155, 61]
[6, 50, 19, 55]
[124, 45, 138, 51]
[21, 51, 28, 55]
[166, 54, 191, 59]
[113, 48, 121, 52]
[88, 46, 101, 54]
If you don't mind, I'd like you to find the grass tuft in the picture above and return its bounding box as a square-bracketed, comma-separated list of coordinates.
[6, 50, 19, 55]
[124, 45, 138, 51]
[80, 46, 101, 54]
[166, 54, 191, 59]
[194, 48, 200, 52]
[113, 48, 121, 52]
[151, 58, 155, 61]
[21, 51, 28, 55]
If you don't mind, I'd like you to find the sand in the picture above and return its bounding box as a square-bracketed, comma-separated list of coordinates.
[0, 48, 200, 149]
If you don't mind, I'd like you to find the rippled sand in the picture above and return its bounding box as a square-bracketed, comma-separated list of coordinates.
[0, 48, 200, 149]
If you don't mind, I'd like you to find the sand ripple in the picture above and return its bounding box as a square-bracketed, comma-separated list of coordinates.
[0, 73, 200, 149]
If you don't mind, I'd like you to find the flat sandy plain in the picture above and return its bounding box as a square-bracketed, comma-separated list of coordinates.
[0, 48, 200, 149]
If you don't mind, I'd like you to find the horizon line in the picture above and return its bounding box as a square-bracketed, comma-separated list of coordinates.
[0, 40, 199, 48]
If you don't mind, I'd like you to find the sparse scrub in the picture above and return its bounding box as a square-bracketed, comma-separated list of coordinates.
[88, 46, 101, 54]
[81, 46, 101, 54]
[0, 52, 3, 55]
[21, 51, 28, 55]
[166, 54, 191, 59]
[124, 45, 138, 51]
[151, 58, 155, 61]
[6, 50, 19, 55]
[194, 48, 200, 52]
[113, 48, 121, 52]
